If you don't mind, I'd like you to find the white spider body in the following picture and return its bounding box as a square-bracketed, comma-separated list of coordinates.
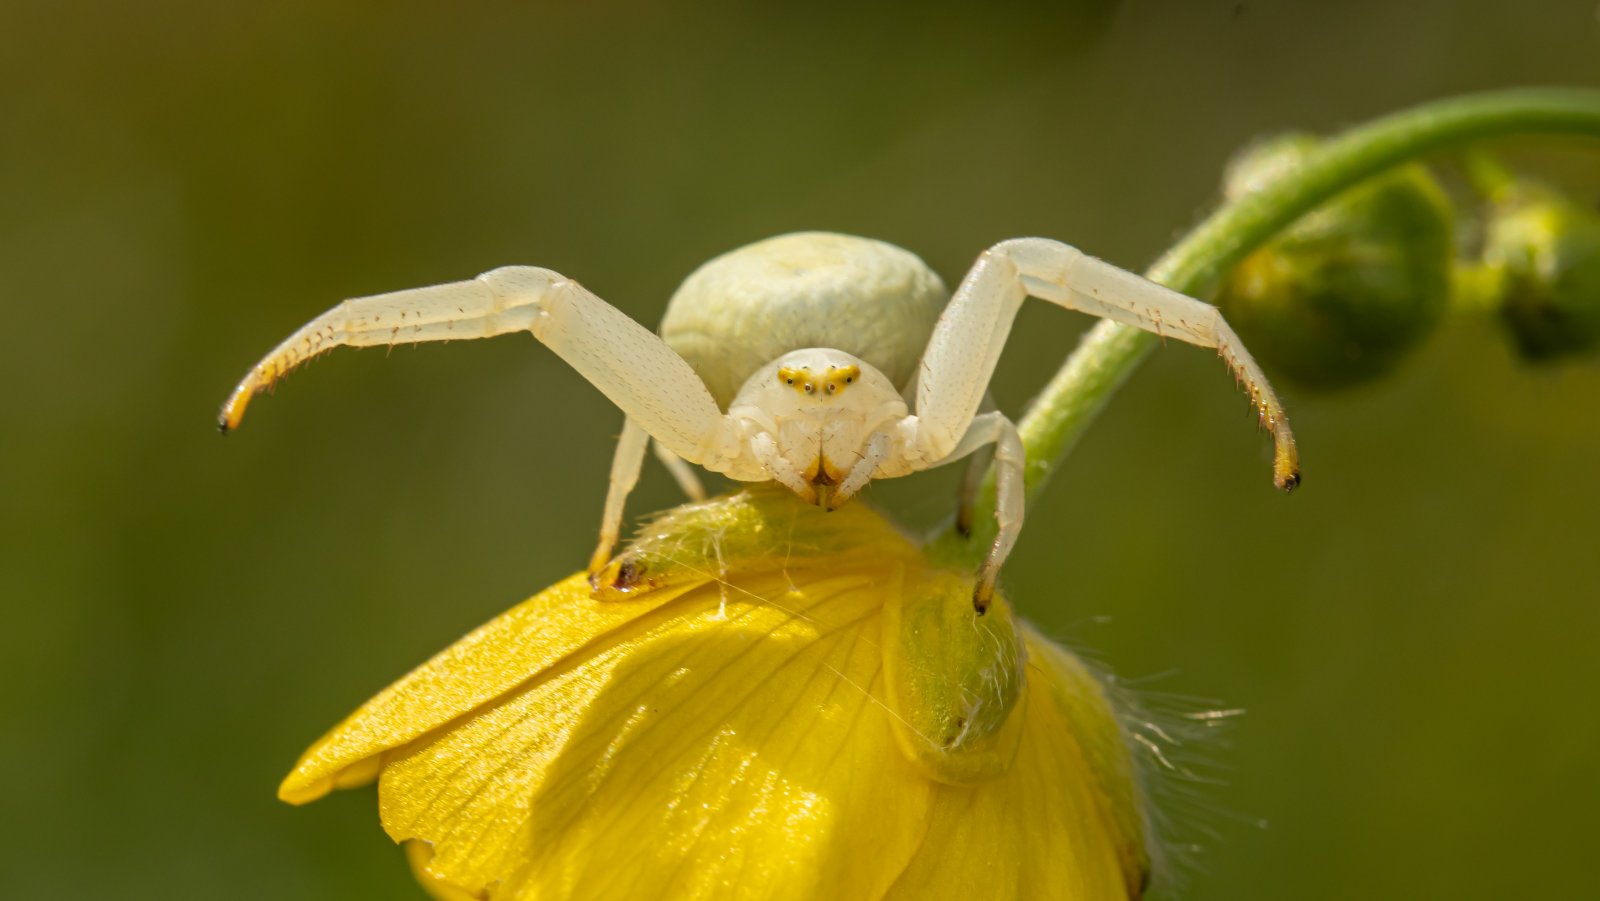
[222, 231, 1298, 610]
[660, 233, 945, 408]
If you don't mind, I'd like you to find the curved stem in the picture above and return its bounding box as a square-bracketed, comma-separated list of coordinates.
[941, 87, 1600, 559]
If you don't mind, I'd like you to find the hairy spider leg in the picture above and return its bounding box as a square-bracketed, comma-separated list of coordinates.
[905, 237, 1301, 609]
[219, 267, 749, 578]
[589, 418, 711, 577]
[920, 238, 1299, 491]
[219, 267, 731, 467]
[591, 417, 651, 575]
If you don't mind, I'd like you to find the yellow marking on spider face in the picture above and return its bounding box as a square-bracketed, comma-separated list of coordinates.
[800, 454, 845, 487]
[776, 365, 861, 399]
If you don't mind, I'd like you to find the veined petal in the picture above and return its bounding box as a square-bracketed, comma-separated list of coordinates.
[379, 565, 934, 900]
[279, 575, 703, 804]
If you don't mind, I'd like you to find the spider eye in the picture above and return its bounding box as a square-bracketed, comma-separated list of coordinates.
[786, 378, 793, 384]
[845, 377, 853, 383]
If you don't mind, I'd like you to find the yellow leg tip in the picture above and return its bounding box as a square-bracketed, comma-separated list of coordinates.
[218, 383, 254, 434]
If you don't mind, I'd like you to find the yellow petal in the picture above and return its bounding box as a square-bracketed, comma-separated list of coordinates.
[885, 627, 1150, 899]
[379, 565, 934, 899]
[279, 574, 704, 804]
[407, 840, 486, 901]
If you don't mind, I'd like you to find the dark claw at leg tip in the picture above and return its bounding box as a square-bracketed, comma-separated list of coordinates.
[971, 586, 991, 616]
[610, 559, 642, 591]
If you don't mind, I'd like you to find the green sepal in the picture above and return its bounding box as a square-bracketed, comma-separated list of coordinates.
[881, 568, 1026, 784]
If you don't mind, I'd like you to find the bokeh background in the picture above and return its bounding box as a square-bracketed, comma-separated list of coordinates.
[4, 2, 1598, 898]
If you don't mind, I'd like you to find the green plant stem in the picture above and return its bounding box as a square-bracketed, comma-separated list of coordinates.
[940, 87, 1600, 561]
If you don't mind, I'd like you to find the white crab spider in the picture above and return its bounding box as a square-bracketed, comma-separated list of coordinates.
[221, 232, 1298, 610]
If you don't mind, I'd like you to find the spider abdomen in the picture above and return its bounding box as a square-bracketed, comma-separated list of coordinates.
[660, 232, 947, 409]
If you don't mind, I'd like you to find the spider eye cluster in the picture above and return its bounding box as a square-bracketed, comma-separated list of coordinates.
[776, 365, 861, 398]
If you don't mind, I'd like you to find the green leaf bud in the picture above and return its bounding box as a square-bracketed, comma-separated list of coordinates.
[1479, 179, 1600, 361]
[1215, 133, 1456, 388]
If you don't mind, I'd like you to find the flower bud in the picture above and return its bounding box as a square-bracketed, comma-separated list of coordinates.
[1479, 179, 1600, 360]
[1215, 134, 1455, 388]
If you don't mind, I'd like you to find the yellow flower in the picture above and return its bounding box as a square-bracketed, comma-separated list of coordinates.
[281, 487, 1151, 900]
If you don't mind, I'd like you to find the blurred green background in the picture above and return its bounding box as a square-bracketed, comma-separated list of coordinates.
[4, 2, 1598, 898]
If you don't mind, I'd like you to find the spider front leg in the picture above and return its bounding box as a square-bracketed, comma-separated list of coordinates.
[589, 418, 711, 578]
[220, 266, 743, 578]
[906, 237, 1300, 607]
[953, 393, 1000, 536]
[928, 412, 1025, 614]
[920, 237, 1300, 492]
[591, 418, 651, 576]
[221, 267, 727, 458]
